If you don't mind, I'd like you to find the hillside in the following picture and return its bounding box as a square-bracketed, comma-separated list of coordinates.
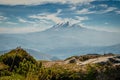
[0, 47, 37, 71]
[64, 54, 120, 65]
[0, 48, 120, 80]
[41, 54, 120, 80]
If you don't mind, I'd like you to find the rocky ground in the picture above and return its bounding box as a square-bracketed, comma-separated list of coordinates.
[43, 54, 120, 67]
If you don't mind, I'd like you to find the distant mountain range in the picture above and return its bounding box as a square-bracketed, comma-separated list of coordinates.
[0, 22, 120, 59]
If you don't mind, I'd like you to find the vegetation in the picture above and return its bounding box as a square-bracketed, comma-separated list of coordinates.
[0, 48, 120, 80]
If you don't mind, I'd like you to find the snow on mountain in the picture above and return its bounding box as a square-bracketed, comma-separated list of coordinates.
[47, 21, 84, 31]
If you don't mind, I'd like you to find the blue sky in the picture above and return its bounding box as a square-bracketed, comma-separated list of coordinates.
[0, 0, 120, 33]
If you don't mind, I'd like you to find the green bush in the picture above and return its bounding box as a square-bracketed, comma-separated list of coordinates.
[0, 70, 12, 77]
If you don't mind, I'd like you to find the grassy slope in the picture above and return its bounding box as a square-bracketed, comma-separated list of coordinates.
[0, 74, 25, 80]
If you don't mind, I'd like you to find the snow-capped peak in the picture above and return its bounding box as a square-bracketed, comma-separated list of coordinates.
[53, 21, 70, 28]
[53, 21, 82, 29]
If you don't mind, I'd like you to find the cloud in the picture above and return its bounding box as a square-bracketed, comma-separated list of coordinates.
[99, 4, 108, 8]
[70, 6, 77, 10]
[29, 14, 62, 23]
[61, 16, 88, 26]
[6, 22, 18, 25]
[101, 7, 117, 13]
[0, 16, 7, 21]
[29, 9, 88, 25]
[0, 16, 53, 33]
[76, 8, 95, 14]
[29, 10, 63, 24]
[85, 25, 120, 33]
[0, 0, 94, 5]
[57, 9, 62, 14]
[105, 22, 109, 25]
[75, 16, 88, 21]
[18, 17, 35, 23]
[0, 26, 49, 33]
[116, 11, 120, 14]
[18, 17, 27, 23]
[76, 6, 117, 15]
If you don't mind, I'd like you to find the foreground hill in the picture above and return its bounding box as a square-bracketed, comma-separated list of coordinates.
[0, 48, 120, 80]
[64, 54, 120, 65]
[43, 54, 120, 67]
[0, 48, 40, 79]
[42, 54, 120, 80]
[0, 47, 37, 71]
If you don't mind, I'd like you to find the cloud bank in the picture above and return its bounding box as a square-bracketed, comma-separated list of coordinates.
[0, 0, 94, 5]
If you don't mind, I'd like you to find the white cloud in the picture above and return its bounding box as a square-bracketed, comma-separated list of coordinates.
[29, 14, 62, 23]
[0, 16, 7, 21]
[76, 8, 95, 14]
[29, 10, 63, 24]
[57, 9, 62, 14]
[70, 6, 77, 10]
[0, 0, 94, 5]
[1, 17, 51, 33]
[75, 16, 88, 21]
[18, 18, 27, 23]
[101, 7, 117, 13]
[116, 11, 120, 14]
[0, 26, 49, 33]
[18, 17, 35, 23]
[6, 22, 17, 25]
[105, 22, 109, 25]
[67, 0, 94, 4]
[29, 9, 88, 25]
[99, 4, 108, 8]
[76, 6, 117, 15]
[85, 25, 120, 33]
[62, 16, 88, 25]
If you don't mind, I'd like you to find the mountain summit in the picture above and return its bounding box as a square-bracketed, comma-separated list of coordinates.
[53, 21, 70, 28]
[50, 21, 83, 30]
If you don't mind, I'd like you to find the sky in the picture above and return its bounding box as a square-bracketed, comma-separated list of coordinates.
[0, 0, 120, 33]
